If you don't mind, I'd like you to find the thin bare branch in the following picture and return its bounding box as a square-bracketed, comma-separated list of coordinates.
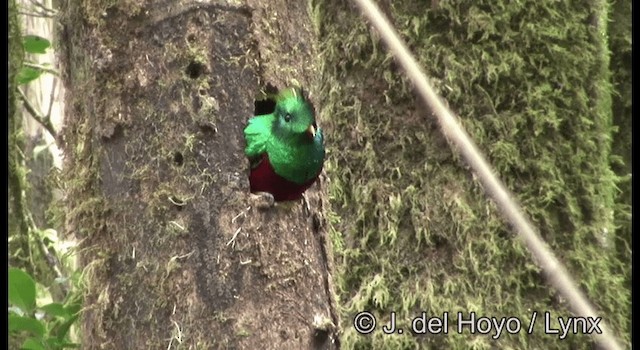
[25, 211, 70, 297]
[24, 62, 59, 76]
[27, 0, 57, 14]
[18, 10, 56, 18]
[46, 77, 57, 119]
[17, 87, 57, 139]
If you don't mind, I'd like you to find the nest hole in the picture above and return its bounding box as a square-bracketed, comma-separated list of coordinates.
[254, 83, 279, 115]
[173, 151, 184, 166]
[186, 60, 206, 79]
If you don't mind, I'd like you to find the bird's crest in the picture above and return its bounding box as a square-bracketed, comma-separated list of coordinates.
[258, 83, 314, 112]
[276, 86, 304, 102]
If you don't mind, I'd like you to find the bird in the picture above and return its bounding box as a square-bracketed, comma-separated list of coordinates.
[243, 86, 325, 204]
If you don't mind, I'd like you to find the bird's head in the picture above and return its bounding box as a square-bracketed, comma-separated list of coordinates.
[273, 86, 318, 139]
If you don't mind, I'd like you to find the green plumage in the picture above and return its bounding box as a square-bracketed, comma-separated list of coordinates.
[244, 86, 325, 186]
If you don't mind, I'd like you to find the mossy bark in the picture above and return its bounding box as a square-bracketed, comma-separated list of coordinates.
[314, 0, 630, 348]
[58, 0, 338, 348]
[608, 0, 632, 261]
[9, 0, 30, 272]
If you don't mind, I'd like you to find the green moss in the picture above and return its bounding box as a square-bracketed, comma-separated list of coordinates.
[313, 0, 630, 348]
[8, 0, 30, 282]
[608, 0, 631, 267]
[236, 328, 251, 337]
[8, 0, 64, 298]
[82, 0, 144, 26]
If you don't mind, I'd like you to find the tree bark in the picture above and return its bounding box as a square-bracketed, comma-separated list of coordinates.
[58, 1, 338, 348]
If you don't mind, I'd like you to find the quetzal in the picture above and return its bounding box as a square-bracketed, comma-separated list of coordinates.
[243, 86, 325, 202]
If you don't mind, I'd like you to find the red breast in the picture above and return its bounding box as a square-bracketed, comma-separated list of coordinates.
[249, 154, 320, 202]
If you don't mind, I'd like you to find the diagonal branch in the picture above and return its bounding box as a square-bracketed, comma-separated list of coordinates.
[18, 10, 56, 18]
[46, 77, 57, 119]
[25, 210, 70, 297]
[27, 0, 57, 13]
[17, 87, 57, 139]
[24, 62, 59, 76]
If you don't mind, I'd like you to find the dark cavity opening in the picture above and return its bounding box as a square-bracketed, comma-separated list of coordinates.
[312, 329, 330, 348]
[186, 61, 205, 79]
[312, 213, 321, 232]
[173, 151, 184, 166]
[254, 83, 279, 115]
[198, 123, 216, 134]
[254, 98, 276, 116]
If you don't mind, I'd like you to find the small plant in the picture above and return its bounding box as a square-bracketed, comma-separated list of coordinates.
[17, 35, 56, 85]
[10, 2, 81, 348]
[16, 33, 58, 138]
[9, 267, 81, 350]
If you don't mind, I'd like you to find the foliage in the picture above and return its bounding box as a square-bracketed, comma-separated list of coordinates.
[17, 35, 56, 85]
[9, 268, 81, 350]
[607, 0, 632, 255]
[312, 0, 631, 348]
[24, 35, 52, 54]
[10, 0, 81, 348]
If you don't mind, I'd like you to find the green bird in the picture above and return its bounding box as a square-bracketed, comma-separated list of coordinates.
[243, 86, 325, 202]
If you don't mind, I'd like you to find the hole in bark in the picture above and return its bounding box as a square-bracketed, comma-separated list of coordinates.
[173, 152, 184, 166]
[312, 329, 330, 347]
[186, 33, 196, 43]
[254, 83, 279, 115]
[254, 98, 276, 116]
[432, 233, 448, 249]
[186, 61, 205, 79]
[199, 123, 217, 134]
[312, 213, 321, 232]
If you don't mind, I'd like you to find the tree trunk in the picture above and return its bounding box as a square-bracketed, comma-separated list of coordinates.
[314, 0, 630, 348]
[58, 1, 338, 348]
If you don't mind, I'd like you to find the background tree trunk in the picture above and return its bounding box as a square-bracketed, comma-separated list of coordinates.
[58, 1, 338, 348]
[55, 0, 631, 348]
[314, 0, 631, 348]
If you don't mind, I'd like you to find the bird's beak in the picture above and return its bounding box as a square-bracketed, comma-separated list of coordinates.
[307, 124, 316, 138]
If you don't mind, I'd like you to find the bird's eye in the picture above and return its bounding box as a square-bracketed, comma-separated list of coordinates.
[284, 114, 292, 122]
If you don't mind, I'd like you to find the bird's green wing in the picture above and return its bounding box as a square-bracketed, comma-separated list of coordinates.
[243, 114, 273, 166]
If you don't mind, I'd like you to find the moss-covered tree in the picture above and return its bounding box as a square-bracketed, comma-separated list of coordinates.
[57, 1, 338, 348]
[313, 0, 631, 348]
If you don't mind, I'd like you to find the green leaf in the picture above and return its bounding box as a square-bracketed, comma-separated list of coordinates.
[9, 314, 46, 338]
[23, 35, 50, 54]
[45, 338, 80, 349]
[40, 303, 69, 318]
[21, 338, 45, 350]
[9, 268, 37, 312]
[16, 66, 43, 85]
[44, 337, 63, 348]
[64, 295, 83, 316]
[53, 314, 79, 340]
